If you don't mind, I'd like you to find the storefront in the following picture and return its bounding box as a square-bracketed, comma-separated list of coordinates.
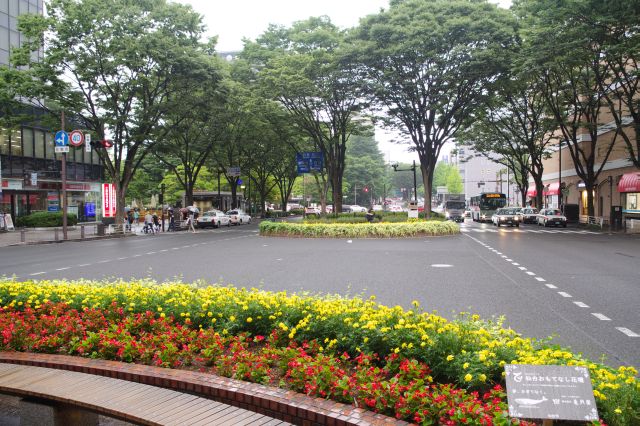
[526, 187, 537, 207]
[618, 172, 640, 221]
[543, 182, 561, 209]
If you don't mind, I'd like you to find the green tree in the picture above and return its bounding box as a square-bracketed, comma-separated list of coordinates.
[15, 0, 209, 226]
[344, 130, 386, 206]
[353, 0, 516, 217]
[516, 0, 620, 215]
[458, 75, 556, 207]
[244, 16, 367, 214]
[432, 162, 463, 195]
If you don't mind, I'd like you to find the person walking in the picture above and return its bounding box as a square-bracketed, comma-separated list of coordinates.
[186, 204, 198, 233]
[144, 211, 154, 234]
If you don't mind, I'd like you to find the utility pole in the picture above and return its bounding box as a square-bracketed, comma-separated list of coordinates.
[391, 161, 418, 203]
[61, 111, 68, 240]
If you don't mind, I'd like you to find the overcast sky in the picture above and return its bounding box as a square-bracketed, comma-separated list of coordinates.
[175, 0, 513, 163]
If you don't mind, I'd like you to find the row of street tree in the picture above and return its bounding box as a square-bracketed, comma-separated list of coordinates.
[2, 0, 637, 221]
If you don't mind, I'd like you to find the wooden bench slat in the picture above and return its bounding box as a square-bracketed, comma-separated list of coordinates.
[0, 363, 293, 426]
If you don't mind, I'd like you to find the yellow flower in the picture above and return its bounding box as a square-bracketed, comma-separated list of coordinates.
[246, 317, 253, 323]
[463, 362, 469, 369]
[447, 355, 454, 361]
[479, 374, 486, 382]
[614, 408, 622, 414]
[464, 374, 473, 382]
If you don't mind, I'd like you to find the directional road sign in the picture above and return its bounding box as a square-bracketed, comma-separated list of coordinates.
[54, 130, 69, 147]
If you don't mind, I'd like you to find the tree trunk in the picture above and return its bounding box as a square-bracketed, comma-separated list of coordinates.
[115, 183, 126, 234]
[332, 173, 343, 214]
[419, 158, 434, 219]
[585, 183, 595, 216]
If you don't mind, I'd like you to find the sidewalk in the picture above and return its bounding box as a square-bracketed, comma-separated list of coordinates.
[0, 223, 132, 248]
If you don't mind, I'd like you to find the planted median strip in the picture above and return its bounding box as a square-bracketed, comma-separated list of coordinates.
[259, 220, 460, 238]
[0, 280, 637, 425]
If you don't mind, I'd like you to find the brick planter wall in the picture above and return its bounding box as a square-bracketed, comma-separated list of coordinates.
[0, 352, 410, 426]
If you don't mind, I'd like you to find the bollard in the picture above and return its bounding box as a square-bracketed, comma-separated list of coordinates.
[81, 225, 85, 239]
[21, 229, 26, 243]
[55, 228, 59, 241]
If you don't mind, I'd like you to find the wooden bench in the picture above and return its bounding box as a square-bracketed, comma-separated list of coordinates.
[0, 363, 288, 426]
[0, 353, 408, 426]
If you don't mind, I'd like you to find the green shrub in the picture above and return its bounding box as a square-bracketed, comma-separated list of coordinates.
[15, 212, 78, 228]
[288, 208, 304, 215]
[260, 220, 459, 238]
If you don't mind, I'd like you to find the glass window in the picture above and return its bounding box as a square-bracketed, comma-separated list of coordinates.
[10, 128, 21, 156]
[22, 127, 33, 157]
[92, 149, 99, 164]
[0, 128, 8, 154]
[19, 0, 27, 14]
[9, 29, 19, 47]
[0, 48, 8, 65]
[45, 132, 54, 159]
[0, 0, 8, 13]
[34, 129, 44, 158]
[626, 194, 638, 211]
[8, 0, 17, 14]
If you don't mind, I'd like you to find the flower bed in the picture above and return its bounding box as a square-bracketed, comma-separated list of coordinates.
[260, 220, 459, 238]
[0, 280, 637, 425]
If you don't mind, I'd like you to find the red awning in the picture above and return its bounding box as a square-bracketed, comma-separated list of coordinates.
[526, 187, 537, 197]
[618, 172, 640, 193]
[543, 182, 560, 196]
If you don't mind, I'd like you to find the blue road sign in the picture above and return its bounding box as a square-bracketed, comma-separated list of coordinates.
[296, 152, 323, 174]
[54, 131, 69, 147]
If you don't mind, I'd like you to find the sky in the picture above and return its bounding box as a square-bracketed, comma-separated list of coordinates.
[176, 0, 513, 164]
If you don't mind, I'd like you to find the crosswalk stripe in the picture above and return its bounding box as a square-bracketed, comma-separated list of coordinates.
[459, 227, 601, 235]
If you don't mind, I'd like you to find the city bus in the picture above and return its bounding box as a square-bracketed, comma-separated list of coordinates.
[469, 192, 507, 222]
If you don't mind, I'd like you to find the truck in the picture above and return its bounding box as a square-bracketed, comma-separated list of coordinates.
[443, 194, 466, 222]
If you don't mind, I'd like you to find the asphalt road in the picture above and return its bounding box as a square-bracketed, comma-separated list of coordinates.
[0, 219, 638, 368]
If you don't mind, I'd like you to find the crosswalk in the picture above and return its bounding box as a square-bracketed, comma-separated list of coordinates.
[459, 226, 600, 234]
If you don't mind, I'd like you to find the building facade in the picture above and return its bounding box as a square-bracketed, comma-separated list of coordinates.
[1, 0, 105, 223]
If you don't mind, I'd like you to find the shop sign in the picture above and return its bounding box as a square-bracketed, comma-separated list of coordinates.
[85, 202, 96, 218]
[102, 183, 117, 217]
[2, 180, 23, 190]
[47, 191, 59, 212]
[505, 364, 598, 422]
[30, 172, 38, 186]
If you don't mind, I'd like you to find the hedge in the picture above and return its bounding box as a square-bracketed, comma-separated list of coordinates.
[260, 219, 459, 238]
[15, 211, 78, 228]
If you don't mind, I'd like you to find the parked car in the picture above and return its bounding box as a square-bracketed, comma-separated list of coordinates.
[388, 204, 404, 213]
[521, 207, 539, 224]
[197, 210, 230, 228]
[304, 206, 320, 216]
[537, 208, 567, 227]
[372, 204, 383, 212]
[491, 208, 520, 227]
[349, 205, 368, 213]
[226, 209, 252, 225]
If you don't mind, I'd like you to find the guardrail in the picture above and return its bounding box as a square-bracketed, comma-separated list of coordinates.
[579, 215, 604, 228]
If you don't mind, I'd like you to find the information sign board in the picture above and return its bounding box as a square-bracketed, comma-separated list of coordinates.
[505, 364, 598, 422]
[55, 146, 70, 153]
[30, 172, 37, 186]
[102, 183, 117, 218]
[227, 166, 241, 177]
[85, 134, 92, 152]
[296, 152, 323, 174]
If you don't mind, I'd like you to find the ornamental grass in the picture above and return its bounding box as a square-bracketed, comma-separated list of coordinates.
[0, 280, 637, 425]
[260, 219, 459, 238]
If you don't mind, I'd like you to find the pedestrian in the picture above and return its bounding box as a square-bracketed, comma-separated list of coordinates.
[365, 209, 375, 223]
[144, 211, 154, 234]
[168, 207, 175, 231]
[186, 204, 197, 233]
[152, 213, 160, 232]
[133, 209, 140, 231]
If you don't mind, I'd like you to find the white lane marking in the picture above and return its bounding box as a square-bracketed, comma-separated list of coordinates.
[172, 247, 180, 250]
[347, 240, 353, 243]
[495, 252, 502, 255]
[535, 277, 546, 282]
[592, 313, 611, 321]
[146, 251, 156, 255]
[558, 292, 572, 298]
[55, 267, 70, 271]
[512, 262, 520, 266]
[98, 260, 110, 264]
[574, 301, 589, 308]
[545, 284, 558, 289]
[501, 255, 508, 258]
[182, 246, 190, 248]
[505, 258, 512, 261]
[30, 272, 46, 276]
[118, 257, 128, 260]
[616, 327, 640, 337]
[526, 271, 536, 276]
[518, 266, 527, 270]
[263, 244, 269, 247]
[276, 258, 282, 261]
[133, 254, 142, 257]
[77, 263, 91, 267]
[431, 264, 453, 268]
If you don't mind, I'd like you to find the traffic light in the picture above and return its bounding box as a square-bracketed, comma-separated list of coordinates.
[363, 187, 369, 193]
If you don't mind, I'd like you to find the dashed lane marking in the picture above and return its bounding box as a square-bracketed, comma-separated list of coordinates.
[558, 292, 572, 298]
[526, 271, 536, 276]
[535, 277, 546, 282]
[29, 272, 46, 276]
[592, 313, 611, 321]
[518, 266, 527, 270]
[55, 267, 70, 271]
[545, 284, 558, 289]
[574, 301, 589, 308]
[77, 263, 91, 267]
[512, 262, 520, 266]
[616, 327, 640, 337]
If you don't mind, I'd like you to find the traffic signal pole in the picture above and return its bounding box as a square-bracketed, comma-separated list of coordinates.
[61, 111, 68, 240]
